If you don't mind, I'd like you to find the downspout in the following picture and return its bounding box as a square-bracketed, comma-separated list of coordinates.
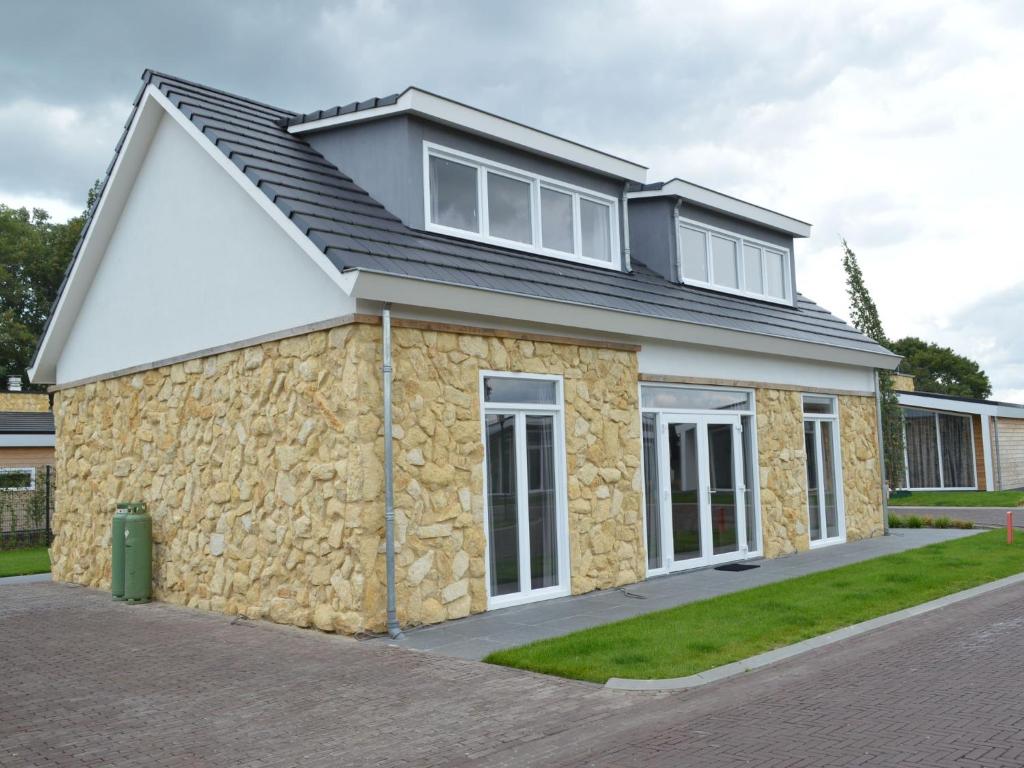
[382, 303, 403, 639]
[874, 369, 890, 535]
[621, 183, 632, 273]
[994, 416, 1003, 491]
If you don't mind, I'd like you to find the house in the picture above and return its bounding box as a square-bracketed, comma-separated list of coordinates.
[29, 71, 898, 634]
[895, 376, 1024, 491]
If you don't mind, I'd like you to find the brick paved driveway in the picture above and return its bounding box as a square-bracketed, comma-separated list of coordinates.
[2, 580, 1024, 767]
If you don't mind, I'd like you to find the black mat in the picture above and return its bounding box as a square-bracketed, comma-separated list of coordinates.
[714, 563, 760, 572]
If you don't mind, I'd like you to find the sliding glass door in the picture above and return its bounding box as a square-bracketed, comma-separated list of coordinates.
[902, 407, 976, 490]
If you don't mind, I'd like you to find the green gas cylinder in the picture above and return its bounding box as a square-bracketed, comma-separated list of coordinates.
[111, 504, 131, 600]
[123, 505, 152, 604]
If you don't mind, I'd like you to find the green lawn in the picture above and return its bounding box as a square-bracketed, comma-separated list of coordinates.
[485, 530, 1024, 683]
[890, 490, 1024, 507]
[0, 546, 51, 577]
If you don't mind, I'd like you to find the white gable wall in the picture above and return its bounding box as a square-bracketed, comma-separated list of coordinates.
[56, 111, 354, 385]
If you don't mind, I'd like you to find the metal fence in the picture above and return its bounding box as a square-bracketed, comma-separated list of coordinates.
[0, 465, 54, 549]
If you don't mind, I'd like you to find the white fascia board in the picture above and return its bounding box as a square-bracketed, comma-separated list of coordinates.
[629, 179, 812, 238]
[897, 393, 1000, 416]
[287, 87, 648, 184]
[346, 269, 899, 371]
[29, 85, 354, 385]
[0, 434, 55, 448]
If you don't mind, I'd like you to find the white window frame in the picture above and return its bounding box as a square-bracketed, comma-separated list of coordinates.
[802, 394, 846, 548]
[0, 467, 36, 492]
[638, 382, 763, 577]
[676, 216, 793, 304]
[424, 142, 621, 270]
[479, 371, 571, 609]
[900, 407, 977, 491]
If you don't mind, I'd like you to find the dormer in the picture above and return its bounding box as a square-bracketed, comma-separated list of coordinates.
[627, 179, 811, 306]
[283, 88, 648, 271]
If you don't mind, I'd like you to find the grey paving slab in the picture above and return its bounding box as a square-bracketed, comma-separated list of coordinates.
[375, 528, 980, 660]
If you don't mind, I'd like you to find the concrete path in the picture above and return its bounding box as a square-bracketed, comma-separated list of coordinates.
[2, 573, 1023, 767]
[896, 506, 1024, 529]
[374, 528, 978, 660]
[0, 572, 51, 586]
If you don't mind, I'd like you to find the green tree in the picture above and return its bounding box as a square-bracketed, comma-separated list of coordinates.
[0, 183, 99, 389]
[841, 239, 905, 491]
[890, 336, 991, 399]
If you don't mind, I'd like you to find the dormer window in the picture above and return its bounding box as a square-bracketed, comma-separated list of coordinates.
[425, 143, 620, 269]
[677, 217, 792, 303]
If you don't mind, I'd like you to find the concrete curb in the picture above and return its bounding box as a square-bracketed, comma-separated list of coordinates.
[605, 571, 1024, 691]
[0, 573, 52, 586]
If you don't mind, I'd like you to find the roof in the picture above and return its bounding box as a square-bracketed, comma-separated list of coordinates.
[32, 71, 896, 379]
[629, 179, 812, 238]
[277, 86, 648, 183]
[897, 390, 1024, 411]
[0, 411, 55, 435]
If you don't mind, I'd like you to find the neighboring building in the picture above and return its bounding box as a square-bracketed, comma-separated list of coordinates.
[0, 377, 54, 471]
[896, 380, 1024, 491]
[29, 71, 898, 633]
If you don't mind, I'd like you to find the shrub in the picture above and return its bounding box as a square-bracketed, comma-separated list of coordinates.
[906, 515, 924, 528]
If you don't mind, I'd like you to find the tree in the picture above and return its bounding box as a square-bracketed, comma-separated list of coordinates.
[0, 183, 99, 389]
[841, 239, 905, 491]
[890, 336, 991, 399]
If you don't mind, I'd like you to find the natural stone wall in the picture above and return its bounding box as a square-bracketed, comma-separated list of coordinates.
[52, 321, 642, 634]
[755, 389, 809, 557]
[0, 392, 50, 412]
[756, 389, 884, 557]
[891, 374, 916, 392]
[838, 394, 885, 542]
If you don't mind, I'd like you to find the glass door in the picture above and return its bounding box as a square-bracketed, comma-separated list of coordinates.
[482, 374, 569, 608]
[659, 414, 747, 571]
[803, 395, 845, 547]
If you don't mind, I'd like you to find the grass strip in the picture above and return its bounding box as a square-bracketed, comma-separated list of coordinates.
[0, 546, 51, 577]
[485, 530, 1023, 683]
[889, 490, 1024, 508]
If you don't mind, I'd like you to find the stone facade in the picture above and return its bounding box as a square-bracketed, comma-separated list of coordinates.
[0, 392, 50, 412]
[755, 388, 884, 557]
[51, 321, 643, 634]
[51, 319, 883, 634]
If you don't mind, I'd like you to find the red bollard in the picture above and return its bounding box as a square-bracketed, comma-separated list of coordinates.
[1009, 511, 1014, 545]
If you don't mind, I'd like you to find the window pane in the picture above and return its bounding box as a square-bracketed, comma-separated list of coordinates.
[743, 244, 763, 294]
[642, 413, 661, 570]
[805, 421, 821, 541]
[904, 408, 941, 488]
[580, 198, 612, 262]
[938, 413, 974, 488]
[487, 172, 532, 244]
[485, 414, 519, 596]
[680, 226, 708, 282]
[526, 415, 559, 589]
[670, 422, 702, 561]
[0, 469, 34, 490]
[802, 395, 835, 415]
[641, 385, 750, 411]
[484, 377, 557, 404]
[429, 155, 478, 232]
[820, 420, 839, 538]
[741, 415, 758, 553]
[707, 422, 740, 555]
[541, 187, 573, 253]
[711, 235, 739, 289]
[765, 248, 787, 299]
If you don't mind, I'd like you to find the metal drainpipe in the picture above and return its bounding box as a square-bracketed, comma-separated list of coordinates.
[621, 183, 632, 273]
[874, 369, 890, 535]
[994, 416, 1003, 491]
[382, 303, 403, 639]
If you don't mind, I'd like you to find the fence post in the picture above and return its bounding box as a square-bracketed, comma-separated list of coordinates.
[45, 465, 51, 546]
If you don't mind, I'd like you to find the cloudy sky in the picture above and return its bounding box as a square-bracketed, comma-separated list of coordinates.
[4, 0, 1023, 397]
